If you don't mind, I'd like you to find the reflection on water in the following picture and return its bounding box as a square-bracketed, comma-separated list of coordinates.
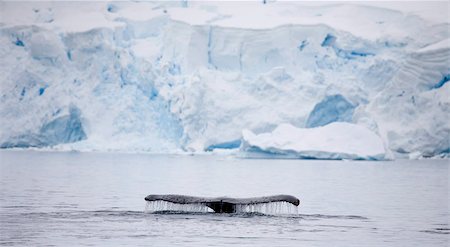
[0, 150, 448, 246]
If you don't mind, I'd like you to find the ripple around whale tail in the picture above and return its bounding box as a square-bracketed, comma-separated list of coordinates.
[145, 201, 298, 215]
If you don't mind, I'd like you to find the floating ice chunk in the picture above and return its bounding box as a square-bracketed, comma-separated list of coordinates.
[241, 122, 386, 160]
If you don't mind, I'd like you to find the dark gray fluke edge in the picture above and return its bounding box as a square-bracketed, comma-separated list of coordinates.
[145, 194, 300, 213]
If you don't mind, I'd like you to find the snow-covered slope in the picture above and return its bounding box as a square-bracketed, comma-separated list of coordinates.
[0, 1, 448, 158]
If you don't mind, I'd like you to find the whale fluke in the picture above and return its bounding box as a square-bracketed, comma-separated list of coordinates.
[144, 194, 300, 213]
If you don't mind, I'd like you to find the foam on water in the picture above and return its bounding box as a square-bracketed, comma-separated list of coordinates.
[145, 200, 298, 215]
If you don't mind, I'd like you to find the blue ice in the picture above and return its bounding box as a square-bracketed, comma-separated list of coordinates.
[306, 94, 355, 128]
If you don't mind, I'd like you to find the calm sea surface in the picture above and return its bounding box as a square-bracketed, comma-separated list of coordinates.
[0, 150, 448, 246]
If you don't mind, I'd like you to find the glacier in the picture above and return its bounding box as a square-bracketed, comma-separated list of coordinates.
[0, 1, 449, 159]
[1, 105, 86, 148]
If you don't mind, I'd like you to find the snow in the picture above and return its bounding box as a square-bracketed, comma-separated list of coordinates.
[241, 122, 386, 160]
[0, 1, 449, 159]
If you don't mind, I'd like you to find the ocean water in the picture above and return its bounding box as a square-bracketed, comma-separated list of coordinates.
[0, 150, 448, 246]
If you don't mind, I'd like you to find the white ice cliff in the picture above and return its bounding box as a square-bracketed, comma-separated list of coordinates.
[0, 1, 449, 159]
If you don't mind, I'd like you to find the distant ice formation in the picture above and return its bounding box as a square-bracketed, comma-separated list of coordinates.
[0, 1, 448, 159]
[241, 122, 386, 160]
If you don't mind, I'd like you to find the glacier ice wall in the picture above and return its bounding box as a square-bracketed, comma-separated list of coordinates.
[0, 1, 449, 158]
[1, 106, 86, 148]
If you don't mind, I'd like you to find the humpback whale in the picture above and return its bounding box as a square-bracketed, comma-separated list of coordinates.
[144, 194, 300, 213]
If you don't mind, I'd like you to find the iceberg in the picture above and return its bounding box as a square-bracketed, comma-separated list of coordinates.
[241, 122, 387, 160]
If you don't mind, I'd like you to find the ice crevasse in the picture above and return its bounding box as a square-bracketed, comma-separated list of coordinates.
[0, 1, 449, 159]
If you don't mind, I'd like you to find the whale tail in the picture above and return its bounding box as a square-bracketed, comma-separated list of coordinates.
[144, 194, 300, 213]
